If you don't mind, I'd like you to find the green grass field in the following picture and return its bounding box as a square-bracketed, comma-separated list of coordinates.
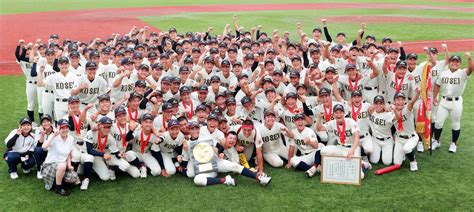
[1, 0, 474, 211]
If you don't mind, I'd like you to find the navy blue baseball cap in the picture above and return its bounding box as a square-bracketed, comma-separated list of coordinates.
[99, 116, 113, 125]
[142, 113, 154, 122]
[121, 57, 133, 65]
[319, 88, 331, 96]
[114, 106, 127, 117]
[86, 61, 98, 69]
[333, 104, 345, 112]
[68, 95, 80, 104]
[167, 119, 179, 128]
[162, 102, 173, 111]
[373, 95, 385, 103]
[57, 119, 69, 127]
[19, 117, 32, 125]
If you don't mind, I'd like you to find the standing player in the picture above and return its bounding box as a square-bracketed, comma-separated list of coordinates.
[37, 57, 78, 121]
[16, 40, 38, 123]
[368, 95, 395, 165]
[433, 53, 473, 153]
[71, 61, 109, 113]
[392, 91, 420, 171]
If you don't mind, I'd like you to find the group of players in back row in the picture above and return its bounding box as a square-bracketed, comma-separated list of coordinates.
[5, 17, 472, 196]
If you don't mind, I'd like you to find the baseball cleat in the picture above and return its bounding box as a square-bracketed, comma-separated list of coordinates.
[417, 141, 424, 152]
[22, 169, 30, 174]
[10, 172, 19, 180]
[363, 161, 372, 170]
[140, 166, 147, 178]
[449, 143, 457, 153]
[109, 170, 116, 181]
[223, 175, 236, 186]
[36, 171, 43, 179]
[305, 166, 318, 178]
[410, 161, 418, 171]
[259, 175, 272, 186]
[80, 178, 89, 191]
[56, 187, 71, 196]
[430, 140, 439, 150]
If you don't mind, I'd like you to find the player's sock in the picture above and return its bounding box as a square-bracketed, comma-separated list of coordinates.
[296, 162, 311, 171]
[83, 162, 93, 178]
[129, 158, 141, 167]
[241, 168, 257, 180]
[110, 165, 120, 172]
[406, 151, 415, 162]
[27, 110, 35, 122]
[313, 151, 322, 165]
[452, 129, 460, 144]
[55, 184, 63, 192]
[206, 177, 224, 185]
[434, 127, 443, 140]
[430, 123, 435, 138]
[38, 113, 43, 121]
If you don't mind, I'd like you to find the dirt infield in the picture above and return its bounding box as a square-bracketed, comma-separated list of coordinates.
[1, 2, 473, 75]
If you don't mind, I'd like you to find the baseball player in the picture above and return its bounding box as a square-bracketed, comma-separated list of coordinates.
[392, 91, 420, 171]
[382, 60, 416, 104]
[258, 110, 294, 168]
[154, 119, 186, 176]
[71, 61, 108, 113]
[37, 56, 78, 121]
[433, 53, 473, 153]
[36, 48, 58, 118]
[335, 90, 373, 163]
[310, 104, 365, 178]
[125, 113, 163, 178]
[4, 118, 36, 179]
[287, 114, 323, 173]
[16, 41, 39, 123]
[82, 117, 124, 190]
[178, 86, 197, 119]
[186, 128, 272, 186]
[368, 95, 395, 165]
[111, 58, 135, 104]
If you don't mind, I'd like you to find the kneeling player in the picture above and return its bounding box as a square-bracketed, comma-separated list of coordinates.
[258, 110, 294, 168]
[82, 117, 129, 190]
[310, 104, 366, 178]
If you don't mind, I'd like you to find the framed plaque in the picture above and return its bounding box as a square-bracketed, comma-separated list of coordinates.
[190, 139, 218, 174]
[320, 155, 361, 185]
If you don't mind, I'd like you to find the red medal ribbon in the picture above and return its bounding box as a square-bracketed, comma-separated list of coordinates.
[97, 130, 108, 153]
[128, 107, 138, 122]
[397, 111, 404, 131]
[351, 104, 362, 121]
[323, 104, 332, 122]
[140, 130, 152, 153]
[348, 78, 359, 92]
[117, 123, 127, 149]
[162, 117, 167, 129]
[71, 115, 81, 135]
[336, 120, 346, 145]
[182, 100, 193, 119]
[288, 107, 300, 114]
[394, 76, 404, 93]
